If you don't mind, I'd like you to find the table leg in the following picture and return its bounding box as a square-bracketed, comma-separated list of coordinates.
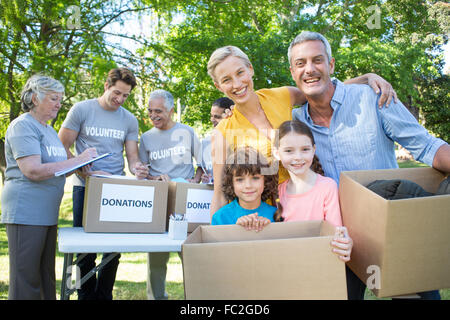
[61, 252, 120, 300]
[61, 253, 89, 300]
[60, 253, 73, 300]
[79, 253, 119, 285]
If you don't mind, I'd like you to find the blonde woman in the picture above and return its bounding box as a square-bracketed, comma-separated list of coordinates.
[207, 45, 396, 215]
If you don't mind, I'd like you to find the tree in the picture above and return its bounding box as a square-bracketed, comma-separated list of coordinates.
[1, 1, 448, 181]
[145, 0, 448, 141]
[0, 0, 156, 180]
[417, 75, 450, 142]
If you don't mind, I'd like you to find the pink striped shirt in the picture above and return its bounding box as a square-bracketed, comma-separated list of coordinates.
[278, 174, 342, 227]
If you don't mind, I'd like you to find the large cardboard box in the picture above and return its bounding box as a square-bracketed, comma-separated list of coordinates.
[167, 182, 213, 232]
[339, 167, 450, 298]
[82, 176, 168, 233]
[182, 220, 347, 300]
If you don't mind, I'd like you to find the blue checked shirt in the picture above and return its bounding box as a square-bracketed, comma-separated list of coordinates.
[292, 79, 446, 184]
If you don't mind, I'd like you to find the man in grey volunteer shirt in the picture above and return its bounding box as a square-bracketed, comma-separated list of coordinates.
[58, 68, 147, 300]
[138, 89, 202, 299]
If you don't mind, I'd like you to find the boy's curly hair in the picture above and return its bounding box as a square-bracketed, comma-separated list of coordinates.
[222, 146, 278, 203]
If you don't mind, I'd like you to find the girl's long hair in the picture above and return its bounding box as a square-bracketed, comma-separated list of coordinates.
[273, 120, 324, 222]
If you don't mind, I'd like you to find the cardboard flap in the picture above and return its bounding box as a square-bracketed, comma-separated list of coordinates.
[319, 220, 338, 236]
[183, 225, 203, 245]
[195, 220, 330, 244]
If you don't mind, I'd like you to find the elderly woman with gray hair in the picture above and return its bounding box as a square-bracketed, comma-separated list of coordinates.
[1, 75, 97, 300]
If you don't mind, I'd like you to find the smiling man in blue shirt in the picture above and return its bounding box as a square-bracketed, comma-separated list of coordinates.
[289, 31, 449, 300]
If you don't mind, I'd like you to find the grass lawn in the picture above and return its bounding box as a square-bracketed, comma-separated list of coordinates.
[0, 160, 448, 300]
[397, 159, 430, 168]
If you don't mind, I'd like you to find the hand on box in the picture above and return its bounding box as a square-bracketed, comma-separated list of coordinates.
[331, 226, 353, 262]
[150, 174, 170, 182]
[236, 212, 271, 232]
[132, 162, 149, 180]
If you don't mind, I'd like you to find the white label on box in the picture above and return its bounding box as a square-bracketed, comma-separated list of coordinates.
[99, 184, 155, 223]
[185, 188, 214, 223]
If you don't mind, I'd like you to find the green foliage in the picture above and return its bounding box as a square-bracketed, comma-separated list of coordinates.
[0, 0, 160, 133]
[142, 0, 448, 133]
[0, 0, 447, 141]
[417, 75, 450, 142]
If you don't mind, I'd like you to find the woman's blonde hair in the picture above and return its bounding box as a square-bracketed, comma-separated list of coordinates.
[207, 46, 252, 82]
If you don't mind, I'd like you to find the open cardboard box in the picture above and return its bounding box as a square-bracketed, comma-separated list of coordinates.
[182, 220, 347, 300]
[82, 176, 168, 233]
[167, 182, 213, 232]
[339, 167, 450, 298]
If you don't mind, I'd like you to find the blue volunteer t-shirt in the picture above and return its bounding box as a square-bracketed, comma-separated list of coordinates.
[211, 199, 276, 225]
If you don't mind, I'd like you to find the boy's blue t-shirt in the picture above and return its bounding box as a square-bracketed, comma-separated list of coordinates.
[211, 199, 277, 225]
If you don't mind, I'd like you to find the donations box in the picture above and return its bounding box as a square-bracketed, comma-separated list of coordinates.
[339, 167, 450, 298]
[82, 176, 169, 233]
[167, 182, 213, 232]
[182, 221, 347, 300]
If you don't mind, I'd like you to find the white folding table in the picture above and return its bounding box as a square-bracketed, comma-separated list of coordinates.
[58, 227, 184, 300]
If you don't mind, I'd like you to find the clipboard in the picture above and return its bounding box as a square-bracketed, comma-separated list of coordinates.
[55, 153, 112, 177]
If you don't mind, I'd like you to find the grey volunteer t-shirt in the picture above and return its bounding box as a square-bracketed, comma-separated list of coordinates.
[61, 98, 139, 186]
[139, 122, 201, 180]
[1, 113, 67, 225]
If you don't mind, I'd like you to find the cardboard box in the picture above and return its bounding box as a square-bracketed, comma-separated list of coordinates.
[167, 182, 213, 232]
[339, 167, 450, 298]
[82, 176, 168, 233]
[182, 220, 347, 300]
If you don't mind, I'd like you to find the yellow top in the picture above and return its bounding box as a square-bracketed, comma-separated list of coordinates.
[216, 87, 292, 184]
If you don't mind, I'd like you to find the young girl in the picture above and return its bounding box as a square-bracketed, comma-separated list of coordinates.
[211, 146, 278, 231]
[273, 120, 353, 262]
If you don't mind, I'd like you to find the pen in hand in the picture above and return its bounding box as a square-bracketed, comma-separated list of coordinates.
[78, 136, 92, 149]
